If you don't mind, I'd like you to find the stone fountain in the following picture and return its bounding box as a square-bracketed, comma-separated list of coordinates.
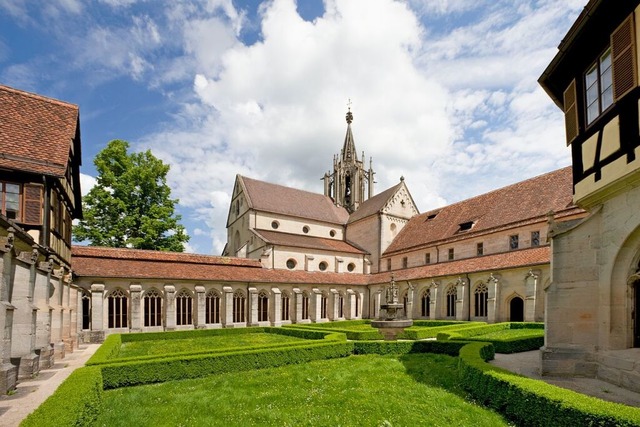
[371, 274, 413, 340]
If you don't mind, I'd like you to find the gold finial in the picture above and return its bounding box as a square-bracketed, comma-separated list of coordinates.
[346, 98, 353, 124]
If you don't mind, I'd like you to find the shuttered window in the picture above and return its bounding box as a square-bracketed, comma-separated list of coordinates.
[584, 49, 613, 126]
[23, 184, 43, 225]
[563, 79, 579, 144]
[612, 14, 637, 101]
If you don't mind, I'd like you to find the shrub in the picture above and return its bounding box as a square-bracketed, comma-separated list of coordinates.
[283, 324, 383, 340]
[400, 322, 487, 340]
[100, 341, 355, 389]
[353, 340, 471, 356]
[440, 323, 544, 353]
[86, 334, 122, 365]
[458, 342, 640, 426]
[21, 366, 103, 427]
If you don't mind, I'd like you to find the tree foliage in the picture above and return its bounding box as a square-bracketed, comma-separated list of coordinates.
[74, 139, 189, 251]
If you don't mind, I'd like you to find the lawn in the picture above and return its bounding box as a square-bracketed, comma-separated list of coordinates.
[118, 332, 308, 358]
[95, 353, 509, 427]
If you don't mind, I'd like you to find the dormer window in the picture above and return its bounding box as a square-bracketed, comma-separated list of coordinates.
[457, 221, 474, 233]
[426, 212, 438, 220]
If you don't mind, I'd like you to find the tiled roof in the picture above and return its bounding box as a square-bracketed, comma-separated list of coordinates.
[253, 229, 367, 254]
[240, 176, 349, 225]
[71, 245, 368, 285]
[348, 182, 403, 223]
[384, 167, 581, 255]
[0, 85, 79, 177]
[371, 246, 550, 284]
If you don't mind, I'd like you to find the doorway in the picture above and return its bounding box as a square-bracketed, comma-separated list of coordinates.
[510, 296, 524, 322]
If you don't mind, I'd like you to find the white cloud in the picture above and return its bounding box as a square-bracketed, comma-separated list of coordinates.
[79, 173, 97, 197]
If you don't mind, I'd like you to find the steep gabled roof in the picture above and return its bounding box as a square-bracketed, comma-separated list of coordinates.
[239, 175, 349, 225]
[0, 85, 80, 177]
[348, 182, 403, 223]
[253, 229, 367, 254]
[384, 166, 581, 255]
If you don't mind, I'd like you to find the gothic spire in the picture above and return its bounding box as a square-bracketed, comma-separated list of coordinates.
[342, 103, 357, 163]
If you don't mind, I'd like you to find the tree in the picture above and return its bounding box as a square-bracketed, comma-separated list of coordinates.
[74, 139, 190, 252]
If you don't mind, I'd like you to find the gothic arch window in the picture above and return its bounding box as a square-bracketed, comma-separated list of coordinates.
[474, 283, 489, 317]
[233, 290, 246, 323]
[205, 290, 221, 324]
[421, 288, 431, 317]
[301, 291, 310, 320]
[176, 288, 193, 326]
[108, 288, 127, 329]
[320, 292, 328, 319]
[81, 290, 91, 330]
[258, 290, 269, 322]
[144, 288, 162, 327]
[281, 291, 290, 321]
[446, 285, 457, 318]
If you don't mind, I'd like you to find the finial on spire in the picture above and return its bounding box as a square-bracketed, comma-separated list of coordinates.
[346, 98, 353, 124]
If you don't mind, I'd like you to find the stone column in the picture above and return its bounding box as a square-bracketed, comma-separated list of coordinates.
[292, 288, 302, 323]
[194, 285, 206, 329]
[487, 274, 500, 323]
[345, 289, 355, 319]
[455, 277, 469, 321]
[524, 270, 539, 322]
[405, 282, 415, 320]
[430, 281, 440, 320]
[270, 287, 282, 327]
[90, 283, 105, 333]
[68, 285, 78, 350]
[310, 288, 322, 322]
[329, 289, 340, 320]
[0, 234, 18, 393]
[62, 275, 72, 352]
[247, 287, 258, 326]
[129, 284, 142, 332]
[75, 290, 83, 342]
[222, 286, 233, 327]
[372, 290, 381, 319]
[164, 284, 176, 331]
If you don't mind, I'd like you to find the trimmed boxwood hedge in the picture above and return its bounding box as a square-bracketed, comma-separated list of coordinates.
[438, 322, 544, 353]
[459, 342, 640, 426]
[100, 341, 355, 389]
[353, 340, 475, 357]
[399, 321, 487, 339]
[21, 366, 103, 427]
[283, 324, 384, 340]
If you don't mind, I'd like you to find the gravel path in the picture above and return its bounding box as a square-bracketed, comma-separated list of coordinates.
[0, 344, 100, 427]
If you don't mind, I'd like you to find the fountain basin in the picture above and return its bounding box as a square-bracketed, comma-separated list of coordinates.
[370, 319, 413, 341]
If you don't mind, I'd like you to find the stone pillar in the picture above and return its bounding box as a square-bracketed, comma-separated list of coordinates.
[129, 284, 142, 332]
[88, 283, 105, 343]
[487, 274, 500, 323]
[0, 233, 18, 393]
[164, 284, 176, 331]
[405, 283, 415, 320]
[75, 290, 83, 342]
[292, 288, 302, 323]
[35, 260, 53, 368]
[329, 289, 340, 320]
[247, 287, 258, 326]
[455, 277, 469, 321]
[194, 285, 206, 329]
[524, 270, 539, 322]
[222, 286, 233, 327]
[50, 273, 65, 358]
[270, 288, 282, 327]
[372, 290, 381, 319]
[311, 288, 322, 322]
[345, 289, 355, 319]
[430, 281, 440, 320]
[69, 286, 78, 350]
[62, 276, 73, 352]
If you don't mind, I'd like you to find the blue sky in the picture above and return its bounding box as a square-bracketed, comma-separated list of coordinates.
[0, 0, 585, 254]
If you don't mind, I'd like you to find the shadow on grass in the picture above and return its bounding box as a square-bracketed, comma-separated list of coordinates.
[398, 353, 467, 397]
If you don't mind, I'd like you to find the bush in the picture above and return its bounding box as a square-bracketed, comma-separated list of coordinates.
[440, 323, 544, 353]
[400, 322, 487, 340]
[353, 340, 471, 356]
[86, 334, 122, 365]
[21, 366, 103, 427]
[100, 341, 355, 389]
[283, 324, 383, 340]
[458, 342, 640, 426]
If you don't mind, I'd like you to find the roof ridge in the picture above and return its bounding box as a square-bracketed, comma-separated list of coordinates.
[0, 84, 78, 110]
[240, 175, 331, 199]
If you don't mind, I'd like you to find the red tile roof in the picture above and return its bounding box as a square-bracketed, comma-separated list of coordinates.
[71, 245, 368, 285]
[384, 167, 582, 255]
[239, 175, 349, 225]
[0, 85, 79, 177]
[372, 246, 550, 283]
[348, 182, 403, 223]
[254, 229, 367, 254]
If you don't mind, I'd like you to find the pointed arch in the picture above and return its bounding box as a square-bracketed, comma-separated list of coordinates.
[258, 290, 269, 322]
[143, 288, 162, 327]
[233, 290, 246, 323]
[445, 284, 457, 318]
[420, 288, 431, 318]
[176, 288, 193, 326]
[107, 287, 128, 329]
[205, 289, 221, 324]
[473, 282, 489, 318]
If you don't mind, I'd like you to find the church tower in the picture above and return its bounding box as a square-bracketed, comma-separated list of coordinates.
[323, 106, 375, 213]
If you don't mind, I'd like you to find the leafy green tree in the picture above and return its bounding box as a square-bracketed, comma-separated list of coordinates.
[74, 139, 190, 251]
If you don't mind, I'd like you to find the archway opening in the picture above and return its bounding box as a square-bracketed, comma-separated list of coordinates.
[510, 296, 524, 322]
[634, 281, 640, 347]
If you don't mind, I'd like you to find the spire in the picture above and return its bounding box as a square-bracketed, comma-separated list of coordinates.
[342, 100, 357, 162]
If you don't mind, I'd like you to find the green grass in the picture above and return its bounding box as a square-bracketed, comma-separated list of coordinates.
[471, 329, 543, 340]
[118, 333, 308, 358]
[95, 353, 508, 427]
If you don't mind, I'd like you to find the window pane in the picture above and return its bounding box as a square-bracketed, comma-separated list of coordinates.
[600, 49, 611, 71]
[602, 86, 613, 110]
[587, 102, 600, 124]
[601, 66, 612, 90]
[586, 84, 599, 105]
[585, 65, 598, 88]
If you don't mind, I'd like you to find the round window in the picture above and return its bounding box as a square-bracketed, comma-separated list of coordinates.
[286, 258, 296, 269]
[347, 263, 355, 272]
[319, 261, 328, 271]
[329, 229, 336, 237]
[303, 226, 310, 234]
[271, 221, 279, 229]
